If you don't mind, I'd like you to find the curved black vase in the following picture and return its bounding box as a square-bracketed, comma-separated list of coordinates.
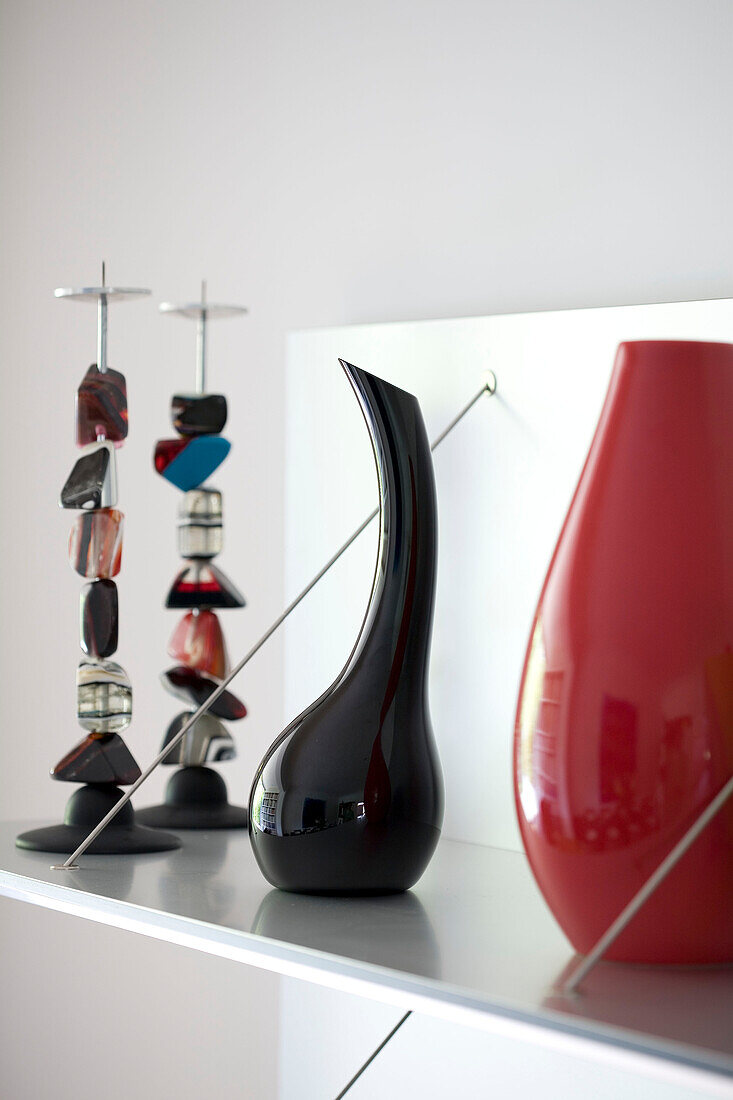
[249, 361, 443, 894]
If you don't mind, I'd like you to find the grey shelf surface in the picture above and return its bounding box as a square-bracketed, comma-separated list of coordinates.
[1, 821, 731, 1090]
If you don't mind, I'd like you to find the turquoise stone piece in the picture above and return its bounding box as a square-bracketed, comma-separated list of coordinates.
[154, 436, 231, 491]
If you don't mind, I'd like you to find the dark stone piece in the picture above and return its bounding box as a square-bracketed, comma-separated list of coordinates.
[165, 562, 245, 610]
[171, 393, 228, 436]
[80, 579, 118, 658]
[16, 785, 180, 854]
[51, 732, 141, 785]
[76, 364, 128, 446]
[160, 665, 247, 720]
[136, 767, 248, 830]
[60, 442, 117, 510]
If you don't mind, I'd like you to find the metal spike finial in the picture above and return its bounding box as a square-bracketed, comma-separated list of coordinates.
[159, 283, 247, 394]
[55, 267, 151, 372]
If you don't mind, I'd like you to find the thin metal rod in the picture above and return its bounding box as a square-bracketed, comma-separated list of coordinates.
[334, 1011, 412, 1099]
[431, 371, 495, 448]
[56, 379, 495, 869]
[196, 279, 207, 393]
[563, 773, 733, 994]
[97, 261, 108, 373]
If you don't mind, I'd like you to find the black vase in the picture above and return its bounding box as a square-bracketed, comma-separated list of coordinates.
[249, 361, 443, 894]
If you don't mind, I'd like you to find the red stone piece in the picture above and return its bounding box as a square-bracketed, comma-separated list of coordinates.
[168, 610, 229, 679]
[154, 438, 187, 474]
[68, 508, 123, 578]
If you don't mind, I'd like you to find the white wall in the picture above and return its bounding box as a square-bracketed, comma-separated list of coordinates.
[1, 1, 732, 1097]
[282, 299, 733, 859]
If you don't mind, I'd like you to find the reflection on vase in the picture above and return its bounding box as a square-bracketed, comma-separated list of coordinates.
[249, 362, 443, 894]
[252, 888, 441, 979]
[157, 831, 235, 924]
[515, 340, 733, 964]
[545, 954, 733, 1058]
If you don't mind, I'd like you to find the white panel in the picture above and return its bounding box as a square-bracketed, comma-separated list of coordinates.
[284, 300, 733, 850]
[0, 897, 280, 1100]
[349, 1011, 720, 1100]
[278, 979, 403, 1100]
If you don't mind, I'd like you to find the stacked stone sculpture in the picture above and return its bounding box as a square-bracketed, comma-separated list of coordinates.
[17, 273, 179, 854]
[138, 287, 250, 829]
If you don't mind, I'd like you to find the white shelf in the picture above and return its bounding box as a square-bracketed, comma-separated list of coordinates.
[1, 822, 731, 1093]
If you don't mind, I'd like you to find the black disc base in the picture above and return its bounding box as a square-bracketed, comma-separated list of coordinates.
[137, 766, 248, 830]
[16, 784, 181, 855]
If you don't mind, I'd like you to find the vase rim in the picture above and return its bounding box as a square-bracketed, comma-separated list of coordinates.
[618, 338, 733, 350]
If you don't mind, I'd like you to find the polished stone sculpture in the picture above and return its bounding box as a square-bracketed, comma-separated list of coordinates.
[17, 280, 179, 855]
[138, 291, 249, 830]
[249, 362, 444, 894]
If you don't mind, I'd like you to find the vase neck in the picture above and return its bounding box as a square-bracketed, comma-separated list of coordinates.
[341, 364, 438, 697]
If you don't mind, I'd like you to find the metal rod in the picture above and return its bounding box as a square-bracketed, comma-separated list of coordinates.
[196, 279, 207, 394]
[334, 1011, 412, 1098]
[55, 378, 495, 869]
[563, 772, 733, 995]
[431, 371, 495, 448]
[97, 261, 108, 373]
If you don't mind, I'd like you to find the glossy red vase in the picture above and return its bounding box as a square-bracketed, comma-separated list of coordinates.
[514, 340, 733, 964]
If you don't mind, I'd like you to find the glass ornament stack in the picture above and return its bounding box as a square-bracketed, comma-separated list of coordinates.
[138, 287, 250, 830]
[17, 273, 179, 854]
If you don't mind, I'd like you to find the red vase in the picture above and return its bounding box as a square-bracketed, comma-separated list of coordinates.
[514, 340, 733, 964]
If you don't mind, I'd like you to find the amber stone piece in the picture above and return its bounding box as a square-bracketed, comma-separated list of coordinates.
[171, 393, 228, 436]
[69, 508, 123, 578]
[166, 562, 245, 610]
[51, 733, 141, 785]
[167, 610, 229, 678]
[160, 665, 247, 720]
[76, 364, 128, 446]
[80, 579, 118, 658]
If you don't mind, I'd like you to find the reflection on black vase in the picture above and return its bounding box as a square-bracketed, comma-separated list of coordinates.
[249, 362, 444, 894]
